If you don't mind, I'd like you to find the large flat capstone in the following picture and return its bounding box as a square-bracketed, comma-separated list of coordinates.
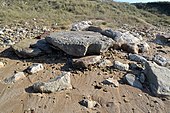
[45, 31, 114, 57]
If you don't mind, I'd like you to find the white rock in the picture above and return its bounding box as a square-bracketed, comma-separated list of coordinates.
[80, 99, 98, 109]
[114, 61, 129, 71]
[0, 62, 4, 68]
[115, 31, 142, 44]
[4, 72, 25, 84]
[27, 63, 44, 74]
[71, 21, 92, 31]
[103, 78, 119, 87]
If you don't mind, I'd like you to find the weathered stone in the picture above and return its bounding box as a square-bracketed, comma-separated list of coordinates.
[32, 72, 72, 93]
[4, 72, 25, 84]
[114, 31, 141, 43]
[12, 39, 52, 58]
[73, 55, 102, 69]
[121, 43, 139, 54]
[71, 21, 92, 31]
[125, 73, 143, 89]
[153, 55, 167, 66]
[0, 62, 4, 68]
[26, 63, 44, 74]
[103, 78, 119, 87]
[144, 61, 170, 96]
[46, 31, 114, 56]
[114, 61, 129, 71]
[98, 59, 113, 68]
[129, 54, 147, 63]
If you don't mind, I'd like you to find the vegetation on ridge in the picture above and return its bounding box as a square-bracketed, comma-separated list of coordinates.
[0, 0, 170, 28]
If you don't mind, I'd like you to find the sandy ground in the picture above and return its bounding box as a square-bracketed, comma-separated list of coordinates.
[0, 41, 170, 113]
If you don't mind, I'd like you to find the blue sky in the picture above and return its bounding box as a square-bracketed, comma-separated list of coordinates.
[115, 0, 170, 3]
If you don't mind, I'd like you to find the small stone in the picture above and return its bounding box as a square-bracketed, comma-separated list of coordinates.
[32, 72, 72, 93]
[123, 98, 130, 103]
[129, 54, 147, 63]
[80, 99, 98, 109]
[4, 72, 25, 84]
[125, 73, 143, 89]
[138, 94, 142, 97]
[98, 59, 112, 68]
[0, 62, 4, 68]
[103, 78, 119, 87]
[121, 43, 139, 54]
[26, 63, 44, 74]
[73, 55, 102, 69]
[114, 61, 129, 71]
[153, 55, 167, 66]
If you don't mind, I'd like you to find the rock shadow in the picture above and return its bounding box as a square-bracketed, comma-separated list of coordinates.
[0, 47, 68, 65]
[25, 86, 35, 93]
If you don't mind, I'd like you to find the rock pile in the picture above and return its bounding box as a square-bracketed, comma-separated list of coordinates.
[7, 21, 170, 97]
[1, 21, 170, 113]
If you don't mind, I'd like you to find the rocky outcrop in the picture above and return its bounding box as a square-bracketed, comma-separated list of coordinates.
[144, 61, 170, 96]
[45, 31, 114, 57]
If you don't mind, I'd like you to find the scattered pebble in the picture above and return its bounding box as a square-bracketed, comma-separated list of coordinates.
[0, 62, 4, 68]
[114, 61, 129, 71]
[26, 63, 44, 74]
